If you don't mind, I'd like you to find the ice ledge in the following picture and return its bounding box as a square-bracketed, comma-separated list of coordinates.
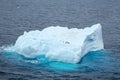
[79, 23, 104, 63]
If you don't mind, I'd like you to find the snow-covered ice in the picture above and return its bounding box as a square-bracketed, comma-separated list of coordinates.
[4, 23, 104, 63]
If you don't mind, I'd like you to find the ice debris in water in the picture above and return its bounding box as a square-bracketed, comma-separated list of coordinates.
[4, 23, 104, 63]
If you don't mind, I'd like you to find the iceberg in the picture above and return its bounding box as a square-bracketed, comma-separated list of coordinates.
[5, 23, 104, 63]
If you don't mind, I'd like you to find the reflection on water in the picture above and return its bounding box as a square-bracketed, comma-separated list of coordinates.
[0, 50, 118, 72]
[0, 50, 120, 80]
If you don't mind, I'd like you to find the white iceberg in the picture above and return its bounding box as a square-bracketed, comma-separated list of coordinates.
[6, 23, 104, 63]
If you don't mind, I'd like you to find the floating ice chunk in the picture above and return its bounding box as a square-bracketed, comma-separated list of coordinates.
[8, 23, 104, 63]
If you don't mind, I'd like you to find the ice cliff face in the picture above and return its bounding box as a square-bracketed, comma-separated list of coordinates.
[6, 23, 104, 63]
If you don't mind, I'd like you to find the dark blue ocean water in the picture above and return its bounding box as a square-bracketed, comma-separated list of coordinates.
[0, 0, 120, 80]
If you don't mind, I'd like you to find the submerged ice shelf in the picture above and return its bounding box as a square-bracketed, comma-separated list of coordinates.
[5, 23, 104, 63]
